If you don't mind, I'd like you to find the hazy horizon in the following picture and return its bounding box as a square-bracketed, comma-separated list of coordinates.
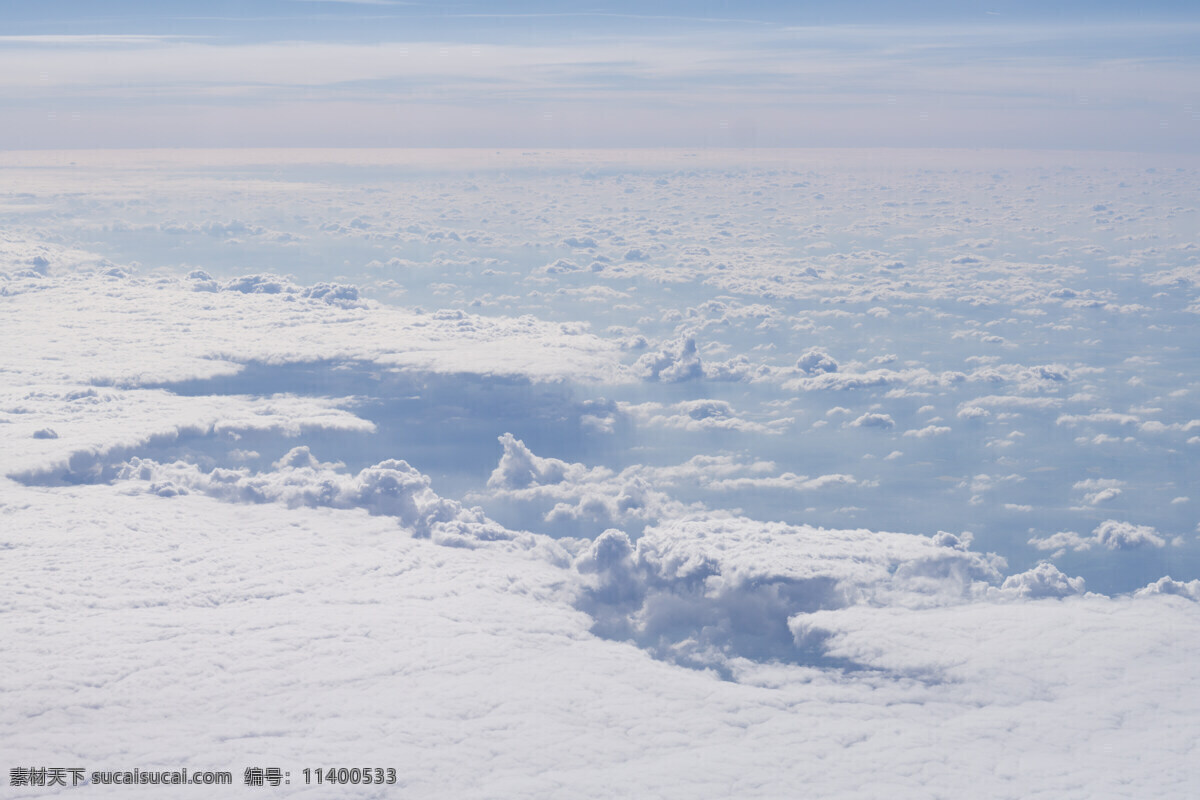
[3, 0, 1198, 151]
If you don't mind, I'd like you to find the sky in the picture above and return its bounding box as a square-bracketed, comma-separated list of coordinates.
[2, 0, 1199, 149]
[3, 5, 1200, 797]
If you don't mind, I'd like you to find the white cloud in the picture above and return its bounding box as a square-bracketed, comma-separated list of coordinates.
[997, 561, 1088, 599]
[1135, 576, 1200, 601]
[1030, 520, 1166, 553]
[0, 271, 626, 387]
[705, 472, 857, 492]
[795, 347, 839, 375]
[1056, 411, 1141, 427]
[6, 478, 1200, 797]
[580, 516, 1007, 669]
[1028, 530, 1093, 554]
[487, 432, 600, 491]
[845, 412, 895, 430]
[5, 150, 1200, 797]
[1093, 519, 1166, 550]
[620, 399, 788, 435]
[903, 424, 951, 438]
[633, 336, 704, 382]
[474, 436, 861, 532]
[1073, 478, 1125, 506]
[116, 447, 519, 546]
[2, 385, 375, 481]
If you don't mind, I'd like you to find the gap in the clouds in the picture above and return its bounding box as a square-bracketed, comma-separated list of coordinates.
[29, 355, 1195, 594]
[10, 351, 1195, 595]
[579, 573, 880, 682]
[137, 361, 629, 501]
[11, 426, 262, 488]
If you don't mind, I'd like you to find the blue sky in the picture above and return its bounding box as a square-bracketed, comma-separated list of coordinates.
[1, 0, 1198, 149]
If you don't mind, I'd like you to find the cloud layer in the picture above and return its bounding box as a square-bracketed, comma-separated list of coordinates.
[3, 148, 1199, 796]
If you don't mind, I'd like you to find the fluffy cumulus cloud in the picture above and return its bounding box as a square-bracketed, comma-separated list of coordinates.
[997, 561, 1088, 598]
[633, 336, 704, 382]
[1092, 519, 1167, 550]
[474, 435, 862, 533]
[576, 517, 1005, 669]
[795, 346, 839, 375]
[903, 423, 952, 438]
[630, 335, 778, 384]
[480, 432, 677, 527]
[1074, 478, 1125, 506]
[619, 399, 790, 435]
[487, 432, 592, 490]
[1030, 520, 1167, 554]
[116, 447, 518, 547]
[1136, 576, 1200, 601]
[846, 412, 895, 430]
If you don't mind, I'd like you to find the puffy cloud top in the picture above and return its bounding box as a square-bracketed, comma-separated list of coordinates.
[1093, 519, 1165, 550]
[999, 562, 1087, 599]
[795, 347, 839, 375]
[487, 432, 574, 490]
[117, 449, 517, 546]
[634, 336, 704, 382]
[847, 412, 895, 429]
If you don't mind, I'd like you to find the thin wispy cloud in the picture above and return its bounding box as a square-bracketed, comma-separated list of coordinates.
[288, 0, 414, 5]
[0, 34, 204, 44]
[3, 21, 1194, 150]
